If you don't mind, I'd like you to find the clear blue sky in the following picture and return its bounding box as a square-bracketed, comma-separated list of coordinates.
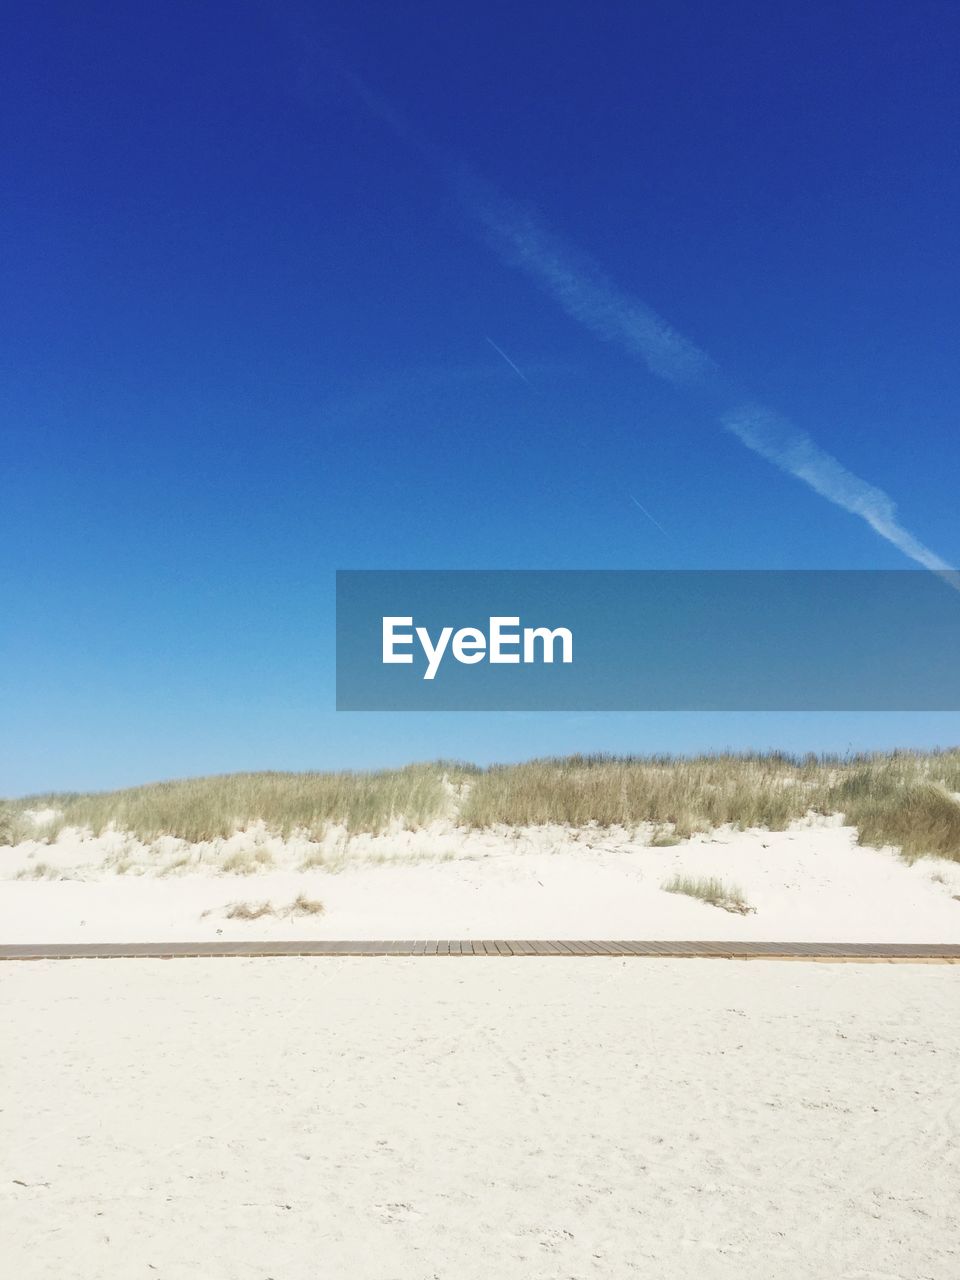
[3, 1, 959, 793]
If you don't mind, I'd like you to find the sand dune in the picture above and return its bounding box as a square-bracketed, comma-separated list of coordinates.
[2, 818, 959, 943]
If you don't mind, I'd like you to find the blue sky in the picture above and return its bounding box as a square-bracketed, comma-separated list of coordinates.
[3, 1, 959, 793]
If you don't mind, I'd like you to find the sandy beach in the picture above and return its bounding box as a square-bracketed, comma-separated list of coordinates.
[3, 818, 960, 944]
[4, 956, 958, 1280]
[5, 774, 958, 1276]
[7, 3, 960, 1275]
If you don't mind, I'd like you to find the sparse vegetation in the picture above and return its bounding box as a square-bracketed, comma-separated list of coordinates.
[460, 750, 960, 862]
[225, 900, 275, 920]
[3, 750, 960, 865]
[159, 854, 193, 876]
[224, 894, 324, 921]
[662, 873, 753, 914]
[0, 805, 16, 845]
[461, 753, 817, 833]
[829, 769, 960, 864]
[290, 893, 325, 916]
[3, 765, 453, 844]
[298, 849, 328, 871]
[221, 847, 274, 875]
[649, 827, 682, 847]
[15, 861, 58, 881]
[1, 805, 51, 847]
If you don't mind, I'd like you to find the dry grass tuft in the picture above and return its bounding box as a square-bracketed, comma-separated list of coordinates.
[158, 854, 193, 877]
[298, 849, 328, 871]
[662, 873, 753, 914]
[14, 861, 59, 881]
[225, 900, 275, 920]
[224, 894, 324, 921]
[2, 805, 58, 847]
[649, 827, 682, 847]
[0, 805, 20, 846]
[289, 893, 325, 916]
[220, 847, 275, 875]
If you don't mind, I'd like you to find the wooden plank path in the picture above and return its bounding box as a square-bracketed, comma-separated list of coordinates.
[1, 940, 959, 961]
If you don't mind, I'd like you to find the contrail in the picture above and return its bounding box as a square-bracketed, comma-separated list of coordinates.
[317, 62, 956, 582]
[485, 335, 531, 384]
[723, 405, 960, 590]
[629, 494, 671, 540]
[468, 179, 715, 387]
[466, 182, 957, 583]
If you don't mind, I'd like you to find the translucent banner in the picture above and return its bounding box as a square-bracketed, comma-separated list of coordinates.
[336, 570, 960, 710]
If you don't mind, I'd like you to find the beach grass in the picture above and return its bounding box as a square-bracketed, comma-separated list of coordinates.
[290, 893, 325, 916]
[4, 749, 960, 863]
[225, 900, 275, 920]
[661, 873, 752, 914]
[14, 861, 59, 881]
[460, 753, 811, 833]
[8, 765, 451, 844]
[225, 894, 325, 921]
[460, 750, 960, 862]
[0, 805, 37, 847]
[830, 769, 960, 864]
[221, 847, 275, 875]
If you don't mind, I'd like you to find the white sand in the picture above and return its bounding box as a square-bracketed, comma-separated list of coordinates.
[3, 957, 958, 1279]
[2, 819, 960, 942]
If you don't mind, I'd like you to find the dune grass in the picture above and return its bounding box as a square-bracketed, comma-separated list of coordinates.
[661, 873, 752, 914]
[290, 893, 325, 916]
[225, 900, 275, 920]
[225, 894, 325, 921]
[459, 750, 960, 862]
[221, 847, 275, 875]
[0, 805, 38, 847]
[460, 753, 815, 833]
[14, 861, 59, 881]
[828, 767, 960, 864]
[8, 765, 451, 844]
[4, 750, 960, 864]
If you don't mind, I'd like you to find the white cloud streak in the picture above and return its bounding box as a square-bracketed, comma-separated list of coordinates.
[468, 182, 715, 386]
[468, 183, 956, 582]
[323, 65, 954, 582]
[724, 406, 960, 589]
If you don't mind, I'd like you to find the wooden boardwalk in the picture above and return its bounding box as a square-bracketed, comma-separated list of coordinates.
[1, 940, 959, 961]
